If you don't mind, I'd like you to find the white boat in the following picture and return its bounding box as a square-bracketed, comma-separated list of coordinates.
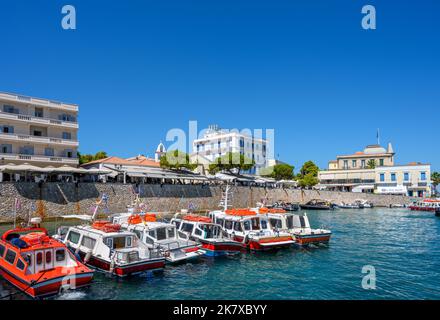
[337, 202, 360, 209]
[354, 199, 373, 208]
[208, 209, 294, 251]
[265, 212, 332, 245]
[111, 213, 204, 264]
[171, 214, 243, 257]
[56, 221, 165, 277]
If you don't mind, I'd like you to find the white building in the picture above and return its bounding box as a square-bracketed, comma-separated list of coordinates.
[192, 125, 268, 174]
[0, 91, 79, 167]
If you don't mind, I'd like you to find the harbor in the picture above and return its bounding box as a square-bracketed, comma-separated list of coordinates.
[1, 206, 439, 300]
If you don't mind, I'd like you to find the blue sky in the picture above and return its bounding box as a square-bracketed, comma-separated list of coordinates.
[1, 0, 439, 172]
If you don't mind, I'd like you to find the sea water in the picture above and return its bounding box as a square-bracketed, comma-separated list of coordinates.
[1, 208, 439, 300]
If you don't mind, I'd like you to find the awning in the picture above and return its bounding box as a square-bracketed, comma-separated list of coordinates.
[352, 185, 375, 193]
[376, 185, 407, 195]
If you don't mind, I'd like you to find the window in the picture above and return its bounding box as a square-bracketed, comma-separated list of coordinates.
[194, 228, 202, 236]
[45, 251, 52, 264]
[243, 220, 250, 231]
[420, 172, 426, 181]
[126, 237, 132, 247]
[404, 172, 409, 181]
[361, 160, 366, 168]
[261, 220, 268, 229]
[1, 126, 14, 134]
[36, 252, 43, 265]
[62, 132, 72, 140]
[379, 159, 384, 166]
[45, 148, 54, 157]
[33, 130, 42, 137]
[110, 237, 125, 249]
[380, 173, 385, 182]
[0, 244, 5, 257]
[22, 254, 32, 267]
[173, 221, 181, 229]
[251, 218, 260, 230]
[233, 222, 242, 232]
[224, 220, 233, 230]
[34, 108, 44, 117]
[16, 259, 25, 270]
[352, 160, 357, 168]
[81, 236, 96, 249]
[156, 228, 167, 240]
[167, 227, 175, 238]
[286, 216, 294, 229]
[1, 144, 12, 154]
[3, 105, 19, 114]
[5, 250, 16, 264]
[343, 160, 348, 169]
[56, 249, 65, 262]
[391, 173, 396, 182]
[269, 218, 282, 228]
[181, 223, 194, 233]
[215, 218, 224, 227]
[67, 231, 80, 244]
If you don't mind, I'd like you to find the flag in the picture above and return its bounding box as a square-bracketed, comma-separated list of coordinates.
[14, 198, 21, 211]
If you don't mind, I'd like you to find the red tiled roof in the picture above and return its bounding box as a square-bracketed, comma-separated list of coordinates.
[82, 156, 160, 167]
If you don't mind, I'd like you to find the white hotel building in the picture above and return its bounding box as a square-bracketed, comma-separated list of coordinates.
[192, 125, 269, 175]
[0, 91, 79, 167]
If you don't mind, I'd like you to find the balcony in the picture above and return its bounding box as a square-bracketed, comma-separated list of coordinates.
[0, 153, 78, 165]
[0, 111, 78, 129]
[0, 92, 78, 112]
[0, 132, 79, 147]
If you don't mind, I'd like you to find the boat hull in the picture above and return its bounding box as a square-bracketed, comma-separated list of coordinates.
[294, 233, 332, 246]
[78, 252, 165, 277]
[409, 206, 437, 212]
[201, 241, 244, 257]
[233, 235, 294, 251]
[0, 266, 93, 299]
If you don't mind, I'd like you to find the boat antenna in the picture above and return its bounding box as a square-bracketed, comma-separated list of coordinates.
[91, 193, 109, 221]
[219, 184, 233, 211]
[377, 128, 380, 145]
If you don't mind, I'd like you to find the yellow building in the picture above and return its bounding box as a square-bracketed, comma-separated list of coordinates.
[318, 143, 431, 197]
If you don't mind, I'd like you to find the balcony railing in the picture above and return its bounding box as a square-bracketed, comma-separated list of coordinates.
[0, 92, 78, 112]
[0, 132, 79, 147]
[0, 153, 78, 164]
[0, 111, 78, 129]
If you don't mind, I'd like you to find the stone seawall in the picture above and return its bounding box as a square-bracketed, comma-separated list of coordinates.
[0, 182, 414, 221]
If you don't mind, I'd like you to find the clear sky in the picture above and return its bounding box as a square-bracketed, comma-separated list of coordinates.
[1, 0, 439, 172]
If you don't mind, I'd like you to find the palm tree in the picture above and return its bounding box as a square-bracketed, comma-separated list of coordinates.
[367, 159, 376, 169]
[431, 172, 440, 195]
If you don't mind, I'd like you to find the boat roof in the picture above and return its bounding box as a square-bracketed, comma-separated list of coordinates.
[0, 227, 65, 252]
[72, 225, 134, 237]
[127, 221, 175, 229]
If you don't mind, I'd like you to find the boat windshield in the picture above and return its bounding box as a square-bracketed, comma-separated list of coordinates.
[269, 218, 282, 229]
[286, 215, 294, 229]
[251, 218, 260, 231]
[156, 228, 167, 241]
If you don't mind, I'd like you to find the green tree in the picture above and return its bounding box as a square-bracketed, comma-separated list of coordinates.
[78, 151, 108, 165]
[208, 152, 255, 175]
[94, 151, 108, 160]
[432, 172, 440, 195]
[297, 160, 319, 188]
[261, 163, 295, 181]
[367, 159, 376, 169]
[160, 150, 197, 171]
[298, 173, 319, 188]
[299, 161, 319, 177]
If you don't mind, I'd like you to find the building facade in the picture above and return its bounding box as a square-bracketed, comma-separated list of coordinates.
[0, 91, 79, 167]
[192, 125, 268, 174]
[318, 143, 431, 197]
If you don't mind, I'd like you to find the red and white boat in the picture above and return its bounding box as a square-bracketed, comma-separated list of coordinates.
[264, 212, 332, 245]
[56, 221, 165, 277]
[112, 213, 204, 264]
[171, 213, 243, 257]
[209, 209, 294, 251]
[409, 199, 440, 212]
[0, 218, 94, 299]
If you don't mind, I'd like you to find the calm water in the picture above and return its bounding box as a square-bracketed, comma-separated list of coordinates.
[1, 208, 440, 300]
